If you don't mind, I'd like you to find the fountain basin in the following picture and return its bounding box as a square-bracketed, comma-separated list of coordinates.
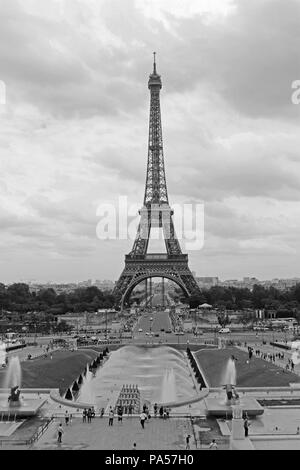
[0, 396, 46, 417]
[204, 396, 264, 418]
[157, 389, 209, 408]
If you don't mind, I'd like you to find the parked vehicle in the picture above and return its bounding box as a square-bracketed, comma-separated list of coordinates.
[219, 328, 230, 334]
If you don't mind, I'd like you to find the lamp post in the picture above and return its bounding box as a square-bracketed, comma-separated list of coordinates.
[105, 309, 108, 341]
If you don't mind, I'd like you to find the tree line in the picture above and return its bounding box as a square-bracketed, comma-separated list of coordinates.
[1, 283, 300, 319]
[0, 283, 115, 316]
[189, 284, 300, 318]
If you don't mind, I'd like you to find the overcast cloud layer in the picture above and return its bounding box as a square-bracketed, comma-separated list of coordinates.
[0, 0, 300, 283]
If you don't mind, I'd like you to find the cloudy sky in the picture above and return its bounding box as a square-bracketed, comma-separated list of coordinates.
[0, 0, 300, 283]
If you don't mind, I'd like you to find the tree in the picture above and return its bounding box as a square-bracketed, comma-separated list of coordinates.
[217, 312, 231, 328]
[240, 311, 256, 326]
[189, 294, 206, 308]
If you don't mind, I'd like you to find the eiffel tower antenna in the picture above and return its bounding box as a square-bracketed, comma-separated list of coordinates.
[113, 58, 201, 308]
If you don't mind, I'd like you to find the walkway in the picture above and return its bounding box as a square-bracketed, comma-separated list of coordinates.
[33, 416, 195, 450]
[237, 343, 300, 377]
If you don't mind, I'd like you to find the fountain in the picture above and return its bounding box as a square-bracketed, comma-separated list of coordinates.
[221, 356, 239, 405]
[204, 355, 264, 418]
[0, 341, 6, 367]
[4, 356, 22, 392]
[77, 345, 201, 408]
[0, 356, 46, 417]
[160, 369, 177, 404]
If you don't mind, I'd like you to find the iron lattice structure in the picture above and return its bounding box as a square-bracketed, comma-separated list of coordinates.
[113, 55, 201, 308]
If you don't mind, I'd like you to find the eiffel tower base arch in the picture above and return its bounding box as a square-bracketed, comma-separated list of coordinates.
[114, 254, 201, 309]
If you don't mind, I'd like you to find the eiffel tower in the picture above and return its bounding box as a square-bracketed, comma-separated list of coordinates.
[114, 54, 201, 308]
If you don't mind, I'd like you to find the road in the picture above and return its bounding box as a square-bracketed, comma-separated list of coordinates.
[15, 320, 296, 351]
[133, 311, 172, 334]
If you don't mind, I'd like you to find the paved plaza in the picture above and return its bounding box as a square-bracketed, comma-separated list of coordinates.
[33, 417, 195, 450]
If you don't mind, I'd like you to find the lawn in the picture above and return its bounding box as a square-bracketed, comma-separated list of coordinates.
[194, 347, 300, 387]
[0, 349, 100, 394]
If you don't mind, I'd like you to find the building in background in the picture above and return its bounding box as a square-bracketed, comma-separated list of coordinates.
[196, 277, 219, 289]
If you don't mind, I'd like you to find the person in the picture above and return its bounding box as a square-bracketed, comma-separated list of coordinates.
[128, 403, 133, 417]
[69, 413, 73, 425]
[140, 411, 147, 429]
[244, 417, 250, 437]
[117, 405, 123, 424]
[82, 408, 87, 423]
[185, 434, 191, 450]
[65, 410, 69, 426]
[296, 427, 300, 435]
[108, 407, 114, 426]
[154, 403, 158, 418]
[159, 406, 164, 418]
[208, 439, 218, 450]
[57, 423, 64, 444]
[100, 407, 105, 418]
[87, 408, 92, 423]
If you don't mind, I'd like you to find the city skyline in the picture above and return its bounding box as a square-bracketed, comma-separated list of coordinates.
[1, 0, 300, 283]
[2, 275, 300, 286]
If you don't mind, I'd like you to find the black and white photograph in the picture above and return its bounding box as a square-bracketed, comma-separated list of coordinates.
[0, 0, 300, 454]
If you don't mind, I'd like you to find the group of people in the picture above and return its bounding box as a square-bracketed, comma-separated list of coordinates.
[82, 407, 95, 423]
[153, 403, 171, 419]
[286, 358, 295, 371]
[245, 343, 297, 373]
[254, 348, 285, 362]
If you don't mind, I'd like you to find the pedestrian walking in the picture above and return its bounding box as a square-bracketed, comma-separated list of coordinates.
[87, 408, 92, 423]
[57, 423, 64, 444]
[244, 417, 250, 437]
[100, 407, 105, 418]
[108, 407, 114, 426]
[140, 411, 147, 429]
[208, 439, 218, 450]
[185, 434, 191, 450]
[82, 408, 87, 423]
[154, 403, 158, 418]
[70, 414, 73, 425]
[128, 403, 133, 417]
[117, 405, 123, 424]
[65, 410, 69, 426]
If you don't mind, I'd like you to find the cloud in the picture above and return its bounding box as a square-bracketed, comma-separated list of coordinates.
[0, 0, 300, 282]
